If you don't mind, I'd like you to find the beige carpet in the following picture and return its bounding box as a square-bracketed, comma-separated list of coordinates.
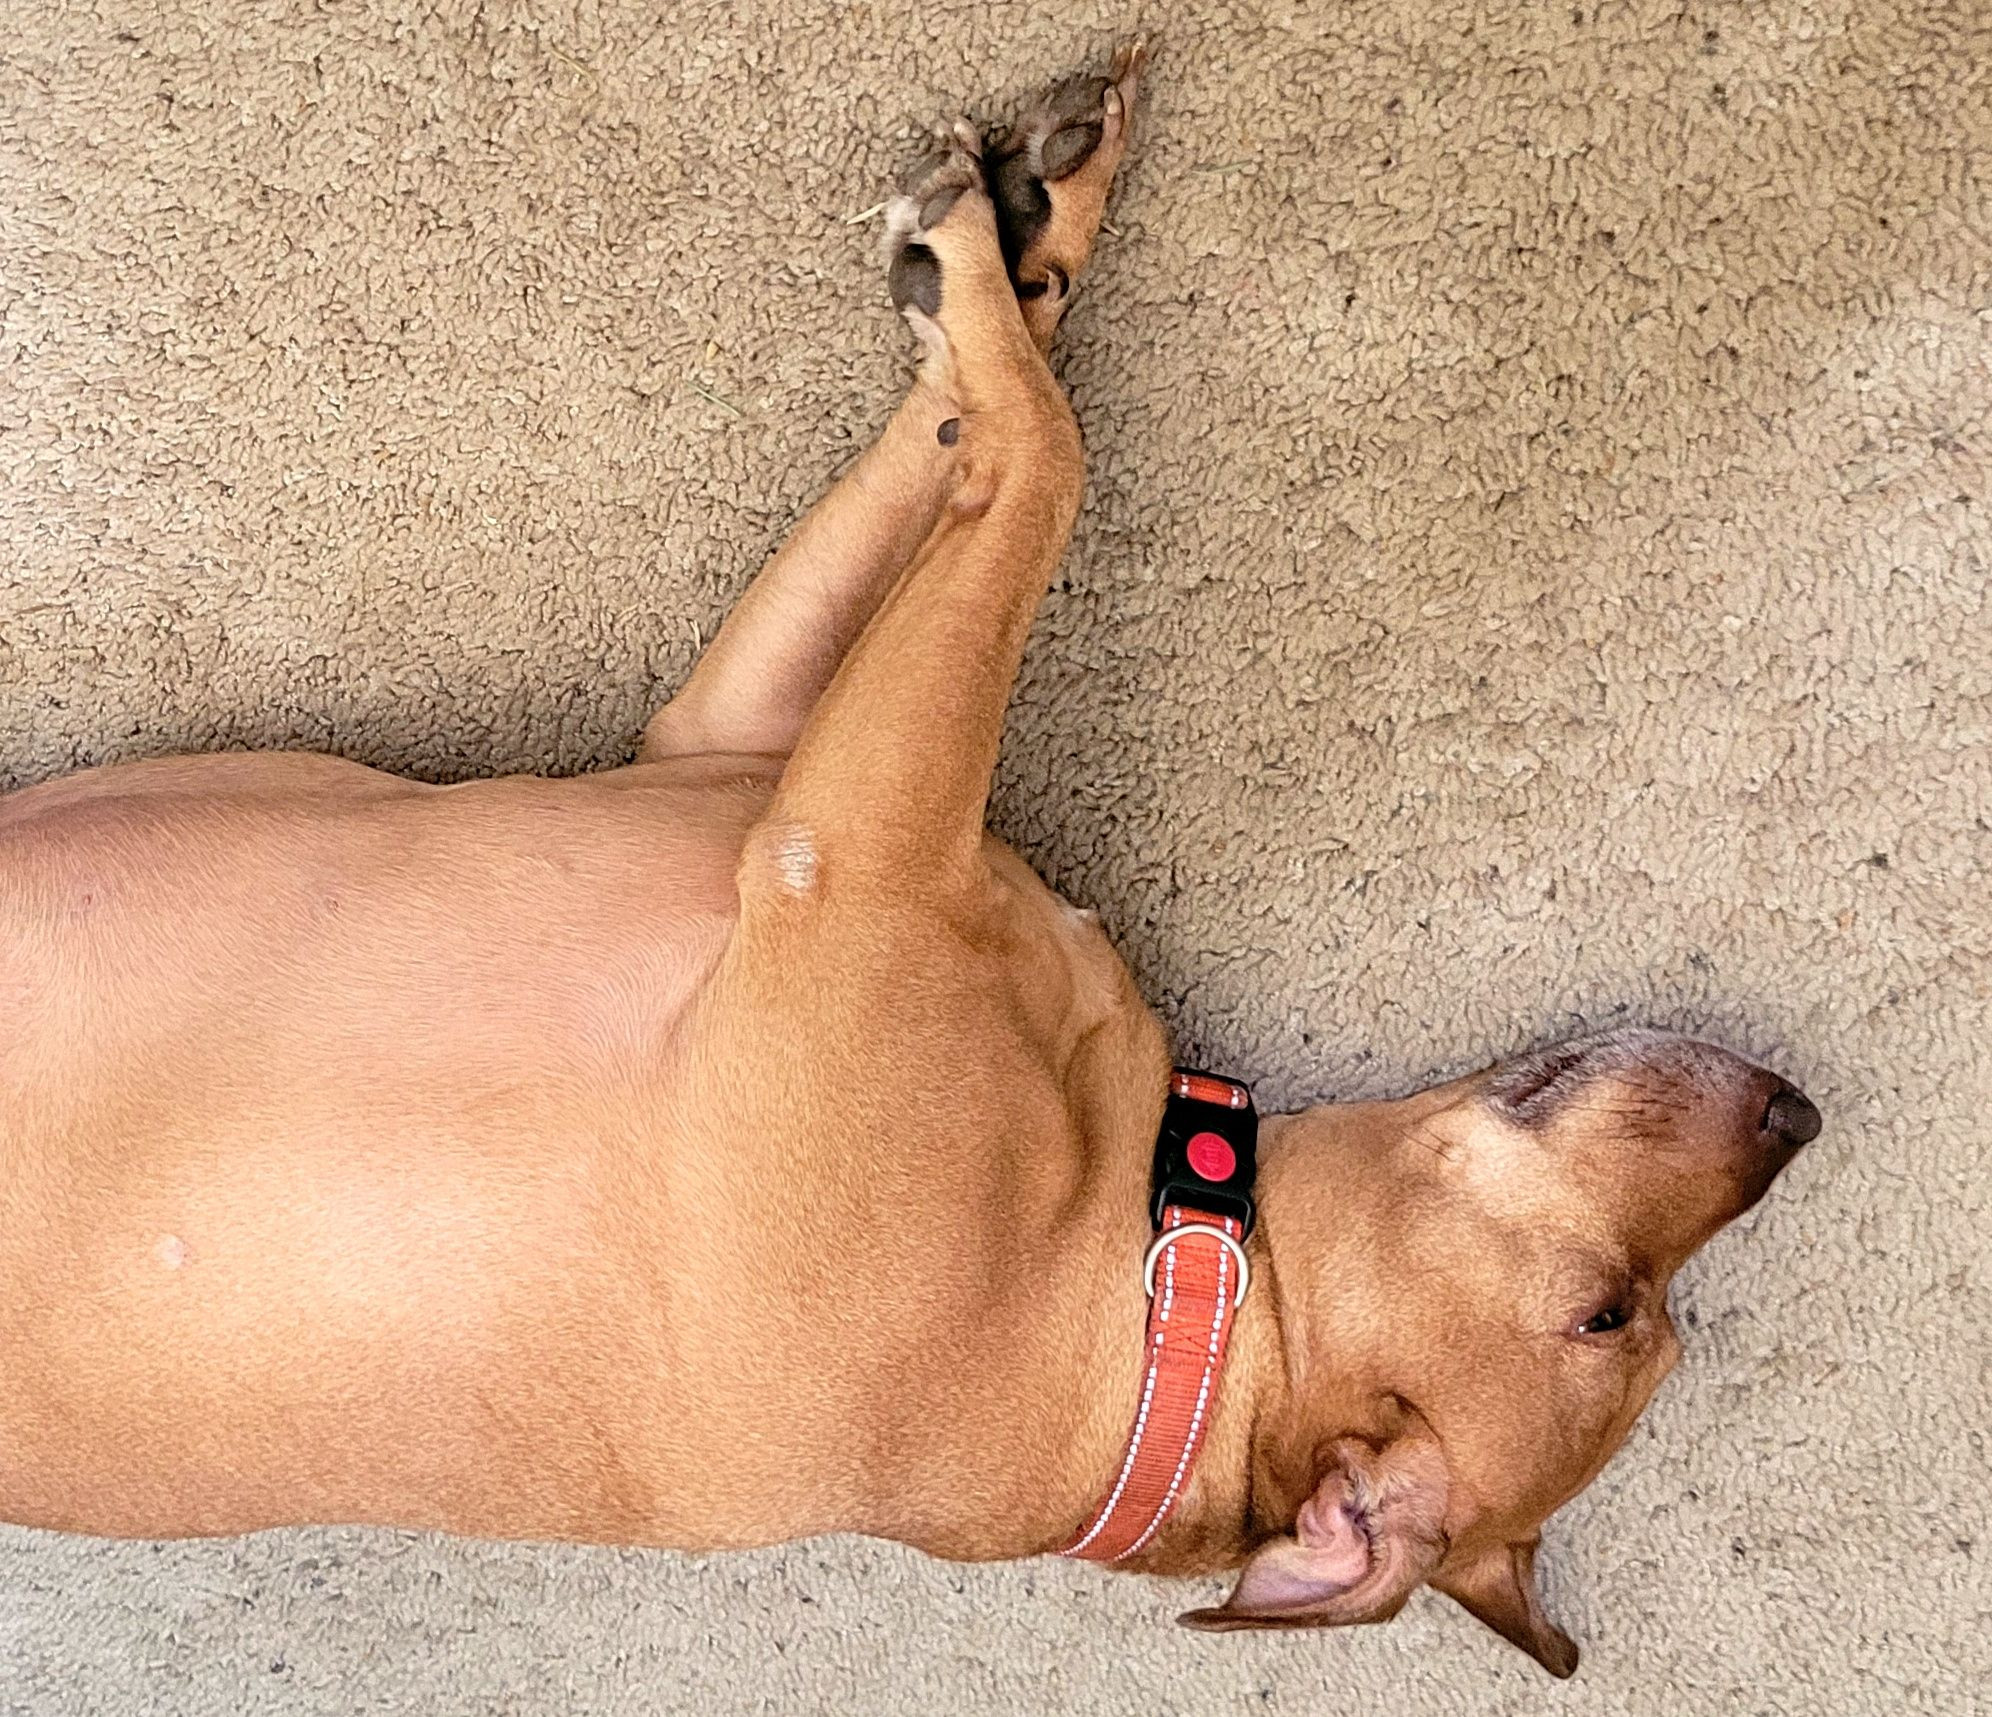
[2, 0, 1986, 1710]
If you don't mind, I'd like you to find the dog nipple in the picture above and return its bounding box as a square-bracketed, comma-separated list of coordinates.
[155, 1235, 188, 1270]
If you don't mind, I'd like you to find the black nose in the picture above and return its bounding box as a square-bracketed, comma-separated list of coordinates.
[1761, 1084, 1822, 1146]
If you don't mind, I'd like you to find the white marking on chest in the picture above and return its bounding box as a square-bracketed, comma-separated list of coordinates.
[772, 827, 818, 894]
[154, 1235, 188, 1270]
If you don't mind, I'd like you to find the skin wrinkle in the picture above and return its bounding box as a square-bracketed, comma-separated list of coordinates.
[1491, 1035, 1741, 1142]
[1235, 1185, 1293, 1548]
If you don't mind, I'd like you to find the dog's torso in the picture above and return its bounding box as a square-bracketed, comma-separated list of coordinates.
[0, 752, 1175, 1557]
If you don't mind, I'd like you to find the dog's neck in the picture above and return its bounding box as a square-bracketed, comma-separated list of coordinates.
[1106, 1097, 1444, 1578]
[847, 1084, 1449, 1574]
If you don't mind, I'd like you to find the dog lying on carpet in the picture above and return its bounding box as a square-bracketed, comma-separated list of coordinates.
[0, 43, 1820, 1679]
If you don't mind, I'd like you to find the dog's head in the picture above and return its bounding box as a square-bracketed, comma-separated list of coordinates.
[1183, 1028, 1819, 1675]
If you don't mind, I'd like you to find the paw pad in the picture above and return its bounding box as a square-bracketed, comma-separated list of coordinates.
[885, 121, 984, 318]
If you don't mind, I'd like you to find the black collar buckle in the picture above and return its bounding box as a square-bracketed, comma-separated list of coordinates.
[1150, 1068, 1258, 1238]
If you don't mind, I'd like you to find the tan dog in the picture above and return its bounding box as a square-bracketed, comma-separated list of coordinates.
[0, 46, 1819, 1678]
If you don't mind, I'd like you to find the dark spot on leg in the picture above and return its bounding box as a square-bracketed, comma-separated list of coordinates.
[936, 416, 960, 446]
[888, 243, 943, 317]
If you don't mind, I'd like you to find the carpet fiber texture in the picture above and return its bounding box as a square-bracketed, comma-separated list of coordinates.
[1, 1, 1986, 1712]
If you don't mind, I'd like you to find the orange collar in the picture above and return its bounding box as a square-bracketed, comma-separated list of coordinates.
[1060, 1071, 1257, 1563]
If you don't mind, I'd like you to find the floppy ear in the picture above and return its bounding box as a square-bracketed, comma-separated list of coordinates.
[1431, 1534, 1579, 1678]
[1178, 1431, 1450, 1632]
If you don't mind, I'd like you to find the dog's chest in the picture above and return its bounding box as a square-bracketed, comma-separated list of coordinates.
[972, 834, 1147, 1067]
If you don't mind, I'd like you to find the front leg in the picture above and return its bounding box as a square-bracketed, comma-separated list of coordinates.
[739, 117, 1094, 900]
[643, 44, 1147, 768]
[637, 378, 962, 765]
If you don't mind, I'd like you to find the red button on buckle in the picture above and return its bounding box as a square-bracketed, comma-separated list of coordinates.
[1185, 1130, 1236, 1183]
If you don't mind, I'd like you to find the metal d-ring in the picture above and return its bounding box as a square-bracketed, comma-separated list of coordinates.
[1142, 1223, 1251, 1306]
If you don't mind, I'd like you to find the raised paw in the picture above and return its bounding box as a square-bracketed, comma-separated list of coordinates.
[985, 39, 1148, 350]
